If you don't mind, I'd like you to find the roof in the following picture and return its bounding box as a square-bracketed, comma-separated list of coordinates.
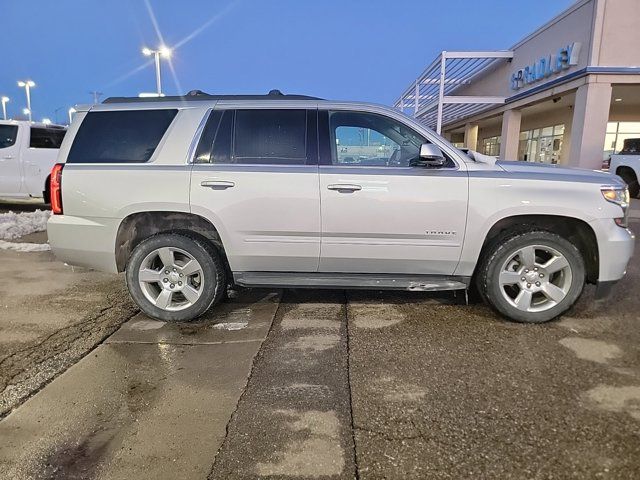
[0, 119, 66, 129]
[103, 89, 322, 104]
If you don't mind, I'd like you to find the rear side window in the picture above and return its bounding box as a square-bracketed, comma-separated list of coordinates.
[233, 109, 306, 164]
[30, 127, 66, 149]
[0, 125, 18, 149]
[66, 109, 177, 163]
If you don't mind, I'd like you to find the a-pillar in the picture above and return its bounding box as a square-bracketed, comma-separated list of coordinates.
[568, 82, 612, 169]
[499, 109, 521, 160]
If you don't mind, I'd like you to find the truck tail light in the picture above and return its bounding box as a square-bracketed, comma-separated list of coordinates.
[50, 163, 64, 215]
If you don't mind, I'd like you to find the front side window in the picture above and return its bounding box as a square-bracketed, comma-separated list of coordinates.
[66, 109, 177, 163]
[0, 125, 18, 149]
[30, 127, 66, 149]
[329, 111, 440, 167]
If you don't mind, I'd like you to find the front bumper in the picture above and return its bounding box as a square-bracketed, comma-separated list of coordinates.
[589, 218, 635, 283]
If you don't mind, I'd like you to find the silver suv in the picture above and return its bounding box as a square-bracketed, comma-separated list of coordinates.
[47, 90, 635, 323]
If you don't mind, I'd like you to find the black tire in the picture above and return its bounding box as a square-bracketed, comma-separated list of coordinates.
[476, 230, 585, 323]
[618, 168, 640, 198]
[125, 233, 226, 322]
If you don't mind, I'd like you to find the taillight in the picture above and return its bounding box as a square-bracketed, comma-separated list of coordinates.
[50, 163, 64, 214]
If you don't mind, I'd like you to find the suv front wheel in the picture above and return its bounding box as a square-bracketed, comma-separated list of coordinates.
[477, 231, 585, 323]
[125, 233, 226, 322]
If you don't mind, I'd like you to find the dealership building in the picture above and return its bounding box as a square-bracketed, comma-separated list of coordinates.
[396, 0, 640, 169]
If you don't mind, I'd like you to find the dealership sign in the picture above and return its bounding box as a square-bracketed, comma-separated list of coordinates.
[510, 42, 581, 90]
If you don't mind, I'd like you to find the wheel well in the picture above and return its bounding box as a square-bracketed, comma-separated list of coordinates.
[478, 215, 599, 284]
[115, 211, 229, 274]
[616, 165, 637, 180]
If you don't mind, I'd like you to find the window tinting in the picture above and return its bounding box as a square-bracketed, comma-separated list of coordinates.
[212, 110, 233, 164]
[233, 109, 307, 164]
[30, 127, 66, 149]
[66, 109, 177, 163]
[193, 110, 222, 163]
[0, 125, 18, 149]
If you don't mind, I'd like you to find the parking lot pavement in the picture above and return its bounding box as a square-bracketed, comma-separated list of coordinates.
[348, 220, 640, 479]
[0, 289, 280, 480]
[0, 247, 136, 418]
[209, 290, 356, 479]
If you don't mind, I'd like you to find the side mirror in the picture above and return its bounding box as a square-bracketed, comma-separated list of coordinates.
[411, 143, 446, 167]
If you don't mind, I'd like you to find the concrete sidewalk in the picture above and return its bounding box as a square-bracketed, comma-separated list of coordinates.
[0, 289, 280, 480]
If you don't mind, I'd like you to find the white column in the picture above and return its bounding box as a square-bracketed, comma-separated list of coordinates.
[464, 123, 478, 151]
[568, 82, 612, 169]
[499, 109, 521, 160]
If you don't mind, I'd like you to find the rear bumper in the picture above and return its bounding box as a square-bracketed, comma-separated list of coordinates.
[590, 218, 635, 282]
[47, 215, 120, 273]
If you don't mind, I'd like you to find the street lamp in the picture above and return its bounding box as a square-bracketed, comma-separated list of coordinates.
[68, 107, 76, 125]
[1, 97, 8, 120]
[17, 80, 35, 122]
[141, 46, 172, 96]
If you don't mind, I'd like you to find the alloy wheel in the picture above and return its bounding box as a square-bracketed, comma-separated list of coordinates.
[138, 246, 204, 311]
[498, 244, 573, 313]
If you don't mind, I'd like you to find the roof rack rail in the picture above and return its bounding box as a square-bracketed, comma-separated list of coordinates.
[102, 89, 322, 104]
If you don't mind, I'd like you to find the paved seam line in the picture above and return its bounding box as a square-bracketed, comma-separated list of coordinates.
[206, 292, 283, 480]
[344, 290, 361, 480]
[105, 339, 265, 346]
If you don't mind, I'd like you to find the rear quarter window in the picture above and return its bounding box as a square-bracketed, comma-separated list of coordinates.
[66, 109, 177, 163]
[30, 127, 66, 149]
[0, 125, 18, 149]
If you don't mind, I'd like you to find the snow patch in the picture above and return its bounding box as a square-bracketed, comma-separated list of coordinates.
[0, 209, 51, 240]
[0, 240, 51, 252]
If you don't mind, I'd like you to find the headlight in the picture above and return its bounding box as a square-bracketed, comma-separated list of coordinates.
[601, 186, 630, 227]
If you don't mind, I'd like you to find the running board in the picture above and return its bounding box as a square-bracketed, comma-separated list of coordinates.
[233, 272, 470, 291]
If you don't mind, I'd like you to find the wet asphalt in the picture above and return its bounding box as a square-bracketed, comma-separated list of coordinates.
[0, 218, 638, 478]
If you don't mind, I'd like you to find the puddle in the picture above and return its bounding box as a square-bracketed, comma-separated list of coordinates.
[130, 319, 165, 331]
[280, 303, 342, 331]
[559, 337, 622, 364]
[213, 321, 248, 331]
[373, 376, 427, 403]
[584, 384, 640, 420]
[255, 409, 345, 477]
[349, 302, 405, 329]
[290, 334, 341, 352]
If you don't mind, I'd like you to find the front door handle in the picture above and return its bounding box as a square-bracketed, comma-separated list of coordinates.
[327, 183, 362, 192]
[201, 180, 235, 189]
[2, 155, 14, 160]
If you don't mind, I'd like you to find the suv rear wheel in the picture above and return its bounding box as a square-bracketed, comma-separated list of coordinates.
[477, 231, 585, 323]
[125, 233, 226, 322]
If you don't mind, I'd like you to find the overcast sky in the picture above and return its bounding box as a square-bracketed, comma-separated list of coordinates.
[1, 0, 575, 123]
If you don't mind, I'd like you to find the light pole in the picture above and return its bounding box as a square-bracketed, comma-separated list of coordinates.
[68, 107, 76, 125]
[142, 46, 172, 96]
[89, 91, 103, 104]
[1, 97, 8, 120]
[17, 80, 35, 122]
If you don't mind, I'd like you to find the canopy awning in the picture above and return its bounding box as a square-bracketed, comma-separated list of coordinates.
[395, 51, 514, 133]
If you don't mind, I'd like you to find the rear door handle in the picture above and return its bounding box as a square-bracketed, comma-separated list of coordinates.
[2, 155, 14, 160]
[327, 183, 362, 192]
[200, 180, 235, 189]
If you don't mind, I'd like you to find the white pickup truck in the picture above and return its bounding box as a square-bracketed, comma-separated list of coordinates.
[609, 138, 640, 198]
[0, 120, 67, 202]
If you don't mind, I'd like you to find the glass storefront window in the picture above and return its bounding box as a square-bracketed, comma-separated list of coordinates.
[518, 124, 564, 164]
[603, 122, 640, 160]
[481, 136, 500, 156]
